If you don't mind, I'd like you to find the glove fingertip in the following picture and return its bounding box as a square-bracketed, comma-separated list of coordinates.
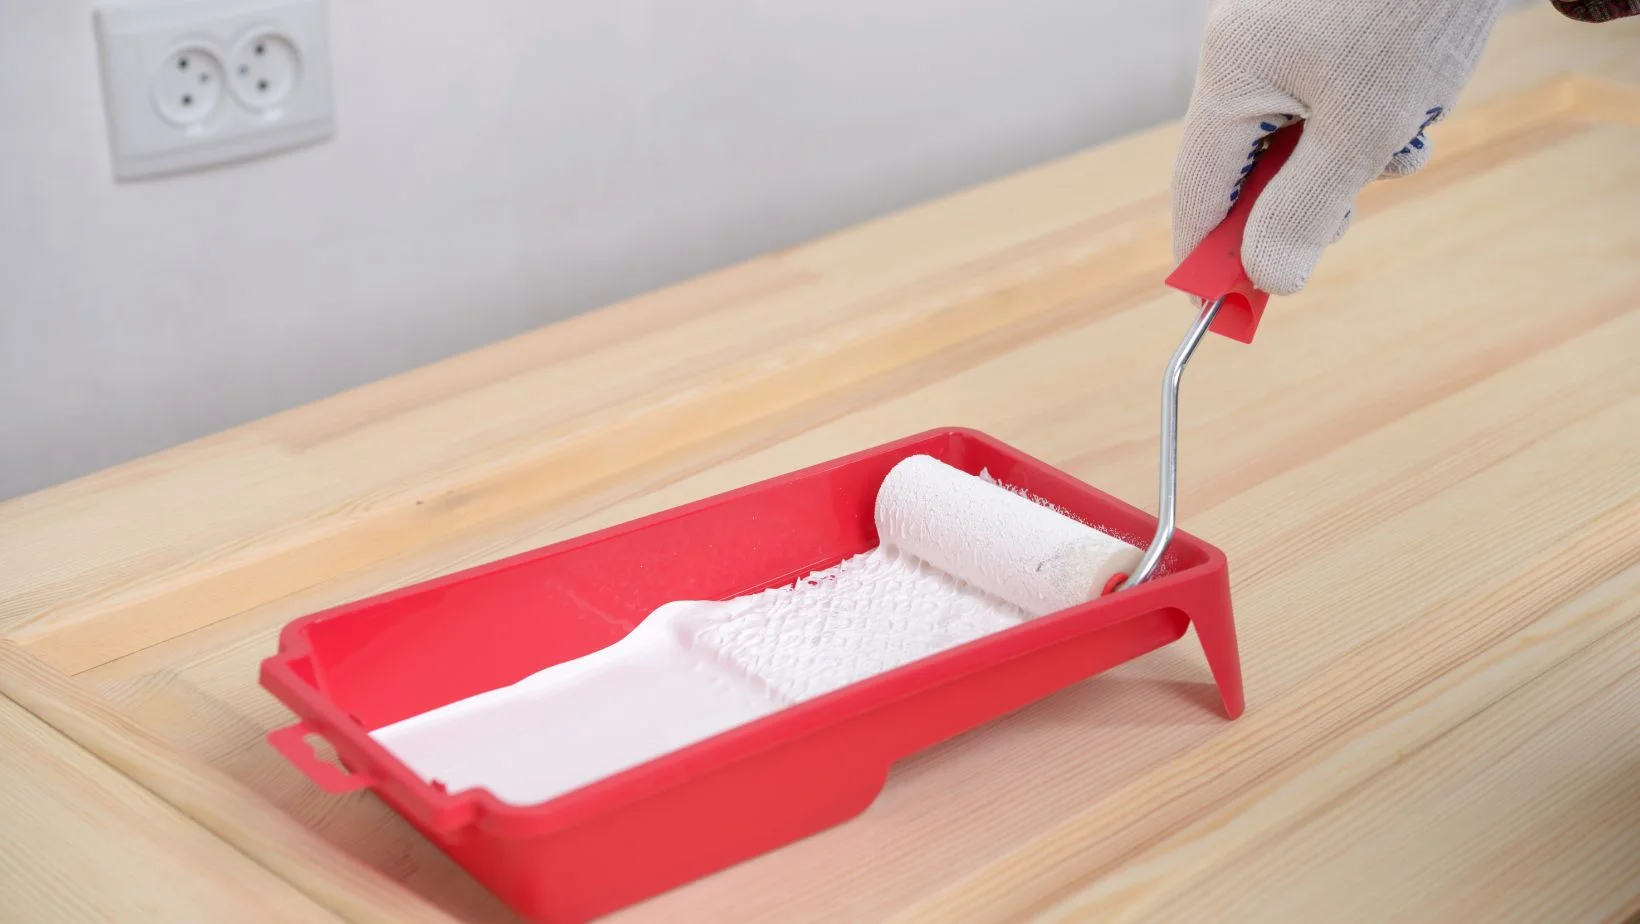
[1242, 234, 1318, 297]
[1381, 145, 1432, 178]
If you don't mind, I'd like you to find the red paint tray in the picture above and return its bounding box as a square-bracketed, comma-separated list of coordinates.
[261, 428, 1242, 923]
[260, 117, 1304, 924]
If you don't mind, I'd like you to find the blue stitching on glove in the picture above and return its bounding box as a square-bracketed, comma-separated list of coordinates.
[1226, 114, 1299, 215]
[1396, 106, 1446, 157]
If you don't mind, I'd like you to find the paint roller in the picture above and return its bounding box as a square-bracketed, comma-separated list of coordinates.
[869, 129, 1311, 614]
[874, 454, 1143, 617]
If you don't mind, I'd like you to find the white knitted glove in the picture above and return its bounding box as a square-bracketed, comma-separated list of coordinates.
[1172, 0, 1509, 295]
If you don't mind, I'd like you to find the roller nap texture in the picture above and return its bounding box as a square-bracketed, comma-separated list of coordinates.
[874, 454, 1144, 616]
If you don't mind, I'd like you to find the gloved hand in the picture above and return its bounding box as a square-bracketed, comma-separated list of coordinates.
[1172, 0, 1509, 295]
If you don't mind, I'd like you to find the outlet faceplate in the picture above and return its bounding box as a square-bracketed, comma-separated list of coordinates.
[94, 0, 334, 181]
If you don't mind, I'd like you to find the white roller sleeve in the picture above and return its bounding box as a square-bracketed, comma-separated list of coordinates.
[873, 454, 1144, 617]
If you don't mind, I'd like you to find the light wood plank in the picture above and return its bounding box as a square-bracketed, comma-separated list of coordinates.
[0, 688, 342, 923]
[0, 642, 465, 924]
[1103, 610, 1640, 924]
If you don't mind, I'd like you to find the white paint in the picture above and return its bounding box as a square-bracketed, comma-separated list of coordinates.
[371, 456, 1139, 806]
[1, 0, 1206, 499]
[371, 601, 787, 807]
[373, 546, 1024, 806]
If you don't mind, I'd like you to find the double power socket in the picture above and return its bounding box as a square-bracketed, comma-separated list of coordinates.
[94, 0, 335, 180]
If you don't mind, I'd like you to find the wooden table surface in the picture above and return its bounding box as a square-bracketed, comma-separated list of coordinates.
[4, 8, 1639, 922]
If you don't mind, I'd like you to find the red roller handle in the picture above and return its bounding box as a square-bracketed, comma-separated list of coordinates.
[1165, 120, 1303, 344]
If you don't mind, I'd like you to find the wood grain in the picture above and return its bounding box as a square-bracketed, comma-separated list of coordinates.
[1109, 610, 1640, 924]
[0, 687, 341, 923]
[0, 6, 1637, 922]
[0, 641, 464, 924]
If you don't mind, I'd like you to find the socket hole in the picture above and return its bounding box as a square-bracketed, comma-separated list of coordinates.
[258, 79, 269, 92]
[178, 57, 190, 71]
[255, 42, 266, 55]
[182, 94, 194, 106]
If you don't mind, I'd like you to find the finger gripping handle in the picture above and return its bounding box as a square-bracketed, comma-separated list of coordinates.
[1165, 121, 1303, 344]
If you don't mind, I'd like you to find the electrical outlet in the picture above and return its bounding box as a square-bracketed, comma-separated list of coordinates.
[152, 45, 226, 127]
[93, 0, 334, 181]
[228, 31, 300, 110]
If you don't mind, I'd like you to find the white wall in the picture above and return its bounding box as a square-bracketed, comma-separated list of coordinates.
[0, 0, 1205, 499]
